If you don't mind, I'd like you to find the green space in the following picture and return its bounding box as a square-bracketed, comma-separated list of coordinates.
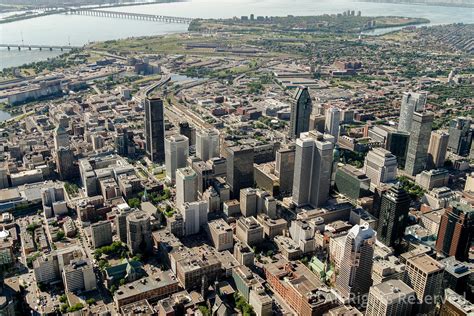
[189, 15, 429, 33]
[397, 176, 426, 199]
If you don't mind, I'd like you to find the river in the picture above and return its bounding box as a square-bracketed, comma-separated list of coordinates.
[1, 0, 473, 69]
[0, 110, 12, 122]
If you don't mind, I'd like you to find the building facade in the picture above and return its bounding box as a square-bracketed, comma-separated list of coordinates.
[165, 134, 189, 182]
[377, 184, 411, 247]
[435, 202, 474, 261]
[405, 111, 434, 176]
[289, 86, 312, 139]
[398, 92, 426, 133]
[145, 97, 165, 163]
[292, 131, 334, 208]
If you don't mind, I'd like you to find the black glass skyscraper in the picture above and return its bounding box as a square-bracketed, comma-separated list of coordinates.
[448, 117, 472, 157]
[289, 86, 312, 139]
[377, 183, 411, 247]
[145, 97, 165, 163]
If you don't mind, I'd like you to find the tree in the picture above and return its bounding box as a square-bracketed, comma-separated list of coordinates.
[86, 298, 96, 305]
[60, 304, 68, 313]
[198, 305, 210, 316]
[128, 198, 140, 208]
[56, 230, 65, 241]
[67, 303, 84, 312]
[109, 285, 117, 294]
[234, 293, 255, 316]
[59, 294, 67, 303]
[26, 222, 39, 234]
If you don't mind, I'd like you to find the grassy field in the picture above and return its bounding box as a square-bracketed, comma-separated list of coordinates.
[189, 15, 429, 33]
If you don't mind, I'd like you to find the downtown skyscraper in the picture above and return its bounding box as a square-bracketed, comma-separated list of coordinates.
[447, 117, 472, 157]
[289, 86, 312, 139]
[196, 128, 220, 162]
[398, 91, 427, 133]
[336, 224, 376, 301]
[165, 134, 189, 182]
[292, 131, 334, 208]
[435, 202, 474, 261]
[427, 130, 449, 169]
[325, 106, 341, 141]
[377, 183, 411, 247]
[144, 97, 165, 163]
[405, 111, 434, 176]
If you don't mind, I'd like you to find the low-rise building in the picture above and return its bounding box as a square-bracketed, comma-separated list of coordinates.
[62, 259, 96, 293]
[113, 272, 180, 308]
[274, 235, 302, 260]
[256, 214, 287, 239]
[372, 256, 406, 285]
[90, 220, 113, 248]
[265, 259, 337, 315]
[233, 241, 255, 266]
[208, 219, 233, 252]
[236, 216, 264, 246]
[415, 169, 449, 190]
[440, 288, 474, 316]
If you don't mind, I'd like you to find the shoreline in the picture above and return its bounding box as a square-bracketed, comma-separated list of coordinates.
[357, 0, 474, 8]
[1, 15, 428, 71]
[0, 0, 186, 24]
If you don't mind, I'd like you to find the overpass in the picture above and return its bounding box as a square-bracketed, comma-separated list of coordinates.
[0, 44, 81, 51]
[68, 9, 193, 24]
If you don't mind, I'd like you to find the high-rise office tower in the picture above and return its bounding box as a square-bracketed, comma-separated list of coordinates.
[0, 165, 8, 189]
[144, 97, 165, 163]
[386, 130, 410, 168]
[398, 92, 427, 133]
[226, 145, 254, 199]
[179, 121, 196, 146]
[435, 202, 474, 261]
[165, 134, 189, 182]
[54, 126, 69, 151]
[366, 280, 416, 316]
[405, 111, 434, 176]
[115, 125, 129, 156]
[176, 167, 198, 211]
[427, 130, 449, 169]
[126, 210, 152, 255]
[377, 183, 411, 247]
[404, 253, 444, 314]
[115, 206, 133, 243]
[182, 200, 208, 236]
[240, 188, 257, 217]
[335, 164, 371, 201]
[289, 86, 312, 139]
[90, 221, 113, 249]
[292, 131, 334, 208]
[363, 148, 398, 190]
[91, 133, 104, 151]
[196, 128, 220, 162]
[275, 145, 296, 196]
[336, 224, 376, 300]
[309, 113, 325, 133]
[56, 147, 76, 181]
[325, 106, 341, 141]
[448, 117, 472, 157]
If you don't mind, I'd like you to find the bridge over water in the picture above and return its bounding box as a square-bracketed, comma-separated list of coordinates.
[0, 44, 81, 51]
[68, 9, 194, 24]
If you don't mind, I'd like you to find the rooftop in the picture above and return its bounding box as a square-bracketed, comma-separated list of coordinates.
[114, 272, 178, 301]
[370, 280, 415, 303]
[407, 254, 444, 274]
